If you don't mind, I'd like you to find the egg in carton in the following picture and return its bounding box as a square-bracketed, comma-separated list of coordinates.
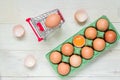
[26, 9, 65, 42]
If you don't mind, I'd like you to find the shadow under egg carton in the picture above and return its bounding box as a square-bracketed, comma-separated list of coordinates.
[46, 15, 120, 78]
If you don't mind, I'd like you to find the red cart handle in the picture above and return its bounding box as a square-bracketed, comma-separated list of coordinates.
[26, 18, 43, 42]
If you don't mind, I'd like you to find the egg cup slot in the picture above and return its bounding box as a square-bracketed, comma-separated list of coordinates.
[85, 39, 93, 46]
[62, 55, 70, 63]
[97, 31, 104, 38]
[74, 47, 81, 55]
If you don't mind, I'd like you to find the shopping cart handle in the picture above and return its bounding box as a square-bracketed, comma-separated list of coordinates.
[26, 18, 43, 42]
[36, 22, 44, 31]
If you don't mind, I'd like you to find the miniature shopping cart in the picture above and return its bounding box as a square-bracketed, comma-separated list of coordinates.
[26, 9, 65, 42]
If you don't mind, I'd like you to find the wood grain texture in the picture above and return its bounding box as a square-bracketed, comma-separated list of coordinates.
[0, 0, 120, 80]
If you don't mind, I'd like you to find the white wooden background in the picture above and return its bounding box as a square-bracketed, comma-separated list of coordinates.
[0, 0, 120, 80]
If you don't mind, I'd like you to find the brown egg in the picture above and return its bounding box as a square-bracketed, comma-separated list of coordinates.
[57, 62, 70, 75]
[61, 43, 74, 56]
[50, 51, 62, 64]
[45, 14, 61, 28]
[96, 19, 109, 31]
[85, 27, 97, 39]
[81, 46, 94, 59]
[93, 38, 106, 51]
[70, 55, 82, 67]
[105, 30, 117, 43]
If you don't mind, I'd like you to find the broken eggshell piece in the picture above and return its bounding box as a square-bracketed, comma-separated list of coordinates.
[13, 24, 25, 38]
[74, 9, 88, 24]
[24, 55, 36, 68]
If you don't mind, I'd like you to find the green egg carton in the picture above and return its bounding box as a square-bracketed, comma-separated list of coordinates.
[46, 15, 120, 78]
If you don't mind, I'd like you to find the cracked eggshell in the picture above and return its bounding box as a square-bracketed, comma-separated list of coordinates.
[13, 24, 25, 38]
[24, 55, 36, 68]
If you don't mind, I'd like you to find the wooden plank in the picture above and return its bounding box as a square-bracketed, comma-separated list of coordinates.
[1, 76, 120, 80]
[0, 23, 120, 50]
[0, 0, 22, 23]
[0, 0, 120, 80]
[0, 50, 120, 77]
[16, 0, 120, 22]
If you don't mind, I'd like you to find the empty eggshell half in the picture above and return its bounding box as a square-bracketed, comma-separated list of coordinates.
[24, 55, 36, 68]
[13, 24, 25, 38]
[74, 9, 88, 23]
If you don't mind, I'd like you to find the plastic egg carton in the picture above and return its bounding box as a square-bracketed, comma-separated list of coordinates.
[46, 15, 120, 78]
[26, 9, 65, 42]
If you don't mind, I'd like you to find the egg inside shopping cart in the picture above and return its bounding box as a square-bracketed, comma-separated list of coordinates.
[26, 9, 65, 42]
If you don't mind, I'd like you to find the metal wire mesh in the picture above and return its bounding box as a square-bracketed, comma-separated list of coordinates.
[29, 9, 65, 40]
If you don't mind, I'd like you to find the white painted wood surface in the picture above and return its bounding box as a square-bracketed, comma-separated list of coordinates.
[0, 0, 120, 80]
